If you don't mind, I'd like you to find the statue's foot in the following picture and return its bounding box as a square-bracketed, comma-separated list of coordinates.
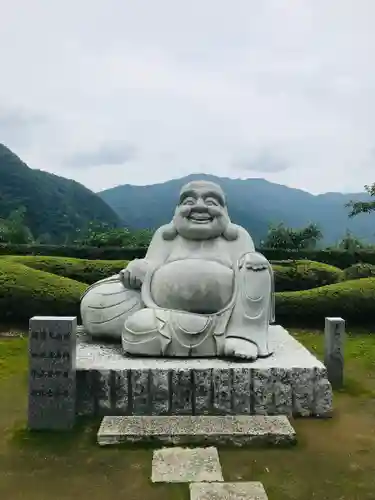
[223, 337, 259, 360]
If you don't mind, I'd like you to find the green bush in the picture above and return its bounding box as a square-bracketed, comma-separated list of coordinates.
[1, 255, 344, 292]
[344, 263, 375, 280]
[0, 243, 147, 261]
[264, 248, 375, 268]
[3, 256, 127, 285]
[270, 260, 295, 267]
[275, 278, 375, 326]
[2, 243, 375, 268]
[0, 260, 86, 324]
[0, 258, 373, 328]
[273, 260, 344, 292]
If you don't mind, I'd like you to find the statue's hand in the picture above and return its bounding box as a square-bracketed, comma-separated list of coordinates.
[119, 259, 149, 290]
[239, 252, 269, 271]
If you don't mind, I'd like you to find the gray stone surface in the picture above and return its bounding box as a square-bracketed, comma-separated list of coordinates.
[81, 180, 275, 361]
[324, 317, 345, 389]
[76, 325, 333, 417]
[28, 316, 76, 430]
[190, 482, 268, 500]
[97, 415, 296, 447]
[151, 446, 223, 483]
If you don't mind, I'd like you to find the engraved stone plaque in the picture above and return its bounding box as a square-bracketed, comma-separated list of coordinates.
[28, 316, 77, 430]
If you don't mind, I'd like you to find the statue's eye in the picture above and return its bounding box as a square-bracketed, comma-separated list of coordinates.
[182, 197, 195, 205]
[205, 197, 219, 206]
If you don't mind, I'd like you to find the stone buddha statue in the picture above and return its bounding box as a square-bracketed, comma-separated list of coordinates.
[80, 180, 275, 360]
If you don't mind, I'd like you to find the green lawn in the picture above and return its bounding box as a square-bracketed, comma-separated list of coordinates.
[1, 330, 375, 500]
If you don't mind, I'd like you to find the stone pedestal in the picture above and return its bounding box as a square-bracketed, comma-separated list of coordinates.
[28, 316, 77, 430]
[75, 325, 333, 418]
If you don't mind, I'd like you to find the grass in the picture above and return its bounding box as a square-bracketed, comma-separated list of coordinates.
[1, 330, 375, 499]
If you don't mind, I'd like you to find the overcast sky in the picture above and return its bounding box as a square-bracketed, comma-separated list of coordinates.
[1, 0, 375, 194]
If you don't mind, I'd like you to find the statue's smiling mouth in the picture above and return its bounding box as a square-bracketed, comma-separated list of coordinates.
[188, 212, 213, 223]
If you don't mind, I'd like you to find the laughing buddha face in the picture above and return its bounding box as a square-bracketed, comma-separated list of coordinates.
[173, 180, 231, 240]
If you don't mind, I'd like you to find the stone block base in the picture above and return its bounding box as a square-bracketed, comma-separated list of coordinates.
[75, 325, 333, 417]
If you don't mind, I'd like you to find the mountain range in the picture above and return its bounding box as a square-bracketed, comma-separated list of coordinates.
[0, 144, 120, 243]
[0, 143, 374, 245]
[98, 173, 375, 245]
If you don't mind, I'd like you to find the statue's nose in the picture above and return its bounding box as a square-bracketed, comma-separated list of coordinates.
[193, 198, 207, 211]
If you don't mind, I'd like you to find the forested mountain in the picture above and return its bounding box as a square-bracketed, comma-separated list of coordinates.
[1, 142, 373, 247]
[99, 173, 375, 245]
[0, 144, 120, 243]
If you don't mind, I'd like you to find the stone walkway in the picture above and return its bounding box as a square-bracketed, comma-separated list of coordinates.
[151, 446, 269, 499]
[97, 415, 295, 497]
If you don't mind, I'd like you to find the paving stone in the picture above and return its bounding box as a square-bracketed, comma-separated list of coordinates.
[151, 447, 223, 483]
[190, 482, 268, 500]
[97, 415, 296, 447]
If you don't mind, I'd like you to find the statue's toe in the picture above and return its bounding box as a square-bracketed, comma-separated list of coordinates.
[224, 338, 259, 361]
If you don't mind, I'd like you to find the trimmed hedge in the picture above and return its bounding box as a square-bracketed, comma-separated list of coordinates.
[0, 258, 373, 327]
[0, 243, 147, 261]
[264, 248, 375, 268]
[3, 256, 127, 285]
[270, 260, 295, 267]
[275, 278, 375, 327]
[273, 260, 344, 292]
[2, 243, 375, 268]
[344, 263, 375, 280]
[2, 255, 344, 291]
[0, 260, 86, 324]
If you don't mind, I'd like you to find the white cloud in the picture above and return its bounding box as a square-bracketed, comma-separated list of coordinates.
[63, 141, 136, 168]
[0, 0, 375, 194]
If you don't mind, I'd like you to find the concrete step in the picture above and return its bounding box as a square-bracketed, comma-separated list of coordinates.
[97, 415, 296, 447]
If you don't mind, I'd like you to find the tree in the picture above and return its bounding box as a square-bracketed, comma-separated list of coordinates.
[260, 223, 293, 250]
[35, 232, 53, 244]
[261, 222, 323, 251]
[296, 223, 323, 250]
[73, 221, 153, 248]
[336, 230, 367, 252]
[346, 183, 375, 217]
[0, 207, 34, 244]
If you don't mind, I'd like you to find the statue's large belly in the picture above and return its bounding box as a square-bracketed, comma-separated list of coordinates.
[149, 259, 234, 314]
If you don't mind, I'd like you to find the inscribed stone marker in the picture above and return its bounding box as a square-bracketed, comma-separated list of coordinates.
[28, 316, 77, 430]
[324, 317, 344, 389]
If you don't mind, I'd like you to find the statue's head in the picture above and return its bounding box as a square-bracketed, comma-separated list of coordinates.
[162, 180, 239, 241]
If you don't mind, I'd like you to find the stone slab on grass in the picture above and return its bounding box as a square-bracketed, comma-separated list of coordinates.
[190, 482, 268, 500]
[151, 447, 223, 483]
[97, 415, 296, 447]
[76, 325, 333, 418]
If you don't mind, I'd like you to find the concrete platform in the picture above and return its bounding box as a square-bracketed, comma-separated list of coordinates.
[190, 482, 268, 500]
[97, 415, 297, 447]
[151, 446, 223, 483]
[75, 325, 333, 417]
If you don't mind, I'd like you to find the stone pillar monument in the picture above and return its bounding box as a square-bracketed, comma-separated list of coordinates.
[324, 317, 345, 390]
[28, 316, 77, 430]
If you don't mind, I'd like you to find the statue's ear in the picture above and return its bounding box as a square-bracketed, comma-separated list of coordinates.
[222, 223, 239, 241]
[162, 222, 178, 240]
